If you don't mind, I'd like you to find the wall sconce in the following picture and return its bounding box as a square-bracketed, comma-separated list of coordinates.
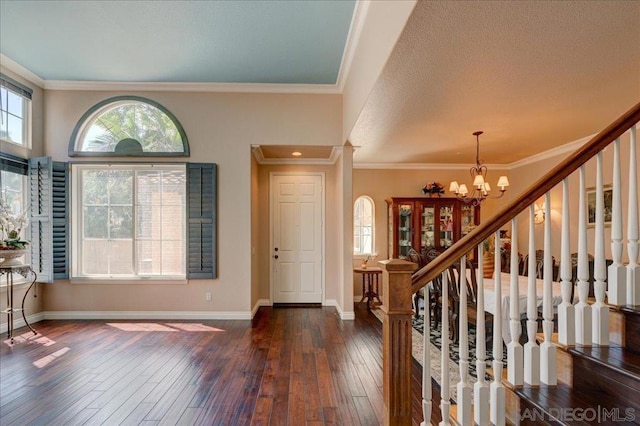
[534, 202, 545, 224]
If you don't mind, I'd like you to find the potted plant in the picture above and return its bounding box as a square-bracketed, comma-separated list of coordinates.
[0, 198, 29, 267]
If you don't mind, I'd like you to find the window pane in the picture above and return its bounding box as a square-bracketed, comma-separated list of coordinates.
[110, 206, 133, 238]
[83, 171, 109, 205]
[7, 114, 23, 144]
[108, 171, 132, 205]
[109, 240, 133, 275]
[84, 206, 109, 238]
[7, 90, 23, 117]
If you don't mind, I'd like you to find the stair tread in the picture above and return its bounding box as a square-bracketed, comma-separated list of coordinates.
[620, 305, 640, 316]
[515, 384, 629, 425]
[569, 346, 640, 380]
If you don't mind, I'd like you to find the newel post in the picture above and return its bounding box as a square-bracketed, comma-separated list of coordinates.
[380, 259, 417, 426]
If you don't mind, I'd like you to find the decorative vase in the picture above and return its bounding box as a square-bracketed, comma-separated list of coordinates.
[482, 252, 495, 278]
[361, 262, 368, 269]
[0, 249, 28, 267]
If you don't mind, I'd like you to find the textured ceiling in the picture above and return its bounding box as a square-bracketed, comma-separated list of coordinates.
[0, 0, 355, 84]
[349, 0, 640, 165]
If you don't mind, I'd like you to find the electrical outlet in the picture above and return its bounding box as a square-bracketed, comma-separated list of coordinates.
[205, 292, 212, 301]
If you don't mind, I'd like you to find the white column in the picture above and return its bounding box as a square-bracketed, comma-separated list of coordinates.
[608, 138, 626, 305]
[507, 217, 523, 386]
[474, 244, 489, 426]
[456, 257, 472, 425]
[627, 126, 640, 305]
[575, 165, 592, 345]
[593, 152, 610, 345]
[540, 192, 557, 385]
[524, 205, 541, 385]
[490, 231, 505, 426]
[558, 178, 575, 346]
[421, 280, 432, 426]
[440, 270, 451, 426]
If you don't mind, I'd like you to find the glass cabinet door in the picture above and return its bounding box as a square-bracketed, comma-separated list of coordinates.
[439, 204, 454, 248]
[461, 204, 476, 238]
[421, 204, 435, 249]
[398, 203, 413, 257]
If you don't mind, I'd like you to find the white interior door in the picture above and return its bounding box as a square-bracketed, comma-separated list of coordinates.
[271, 173, 323, 303]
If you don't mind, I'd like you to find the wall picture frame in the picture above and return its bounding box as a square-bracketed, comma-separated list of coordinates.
[587, 184, 612, 228]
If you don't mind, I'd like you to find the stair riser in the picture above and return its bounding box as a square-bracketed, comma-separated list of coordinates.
[625, 312, 640, 356]
[572, 356, 640, 414]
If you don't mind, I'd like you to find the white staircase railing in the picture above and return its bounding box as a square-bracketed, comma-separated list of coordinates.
[380, 102, 640, 425]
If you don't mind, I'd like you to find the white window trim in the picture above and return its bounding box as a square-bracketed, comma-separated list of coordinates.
[0, 87, 32, 149]
[70, 163, 187, 281]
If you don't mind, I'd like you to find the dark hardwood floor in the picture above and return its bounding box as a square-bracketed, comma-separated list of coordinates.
[0, 304, 440, 425]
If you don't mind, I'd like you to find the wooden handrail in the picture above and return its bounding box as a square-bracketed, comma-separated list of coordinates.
[411, 101, 640, 294]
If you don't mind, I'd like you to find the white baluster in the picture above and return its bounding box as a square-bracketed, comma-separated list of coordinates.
[456, 256, 472, 425]
[593, 152, 610, 345]
[524, 205, 541, 385]
[558, 178, 575, 346]
[440, 270, 451, 426]
[541, 192, 557, 385]
[608, 138, 626, 305]
[576, 165, 592, 345]
[474, 243, 489, 426]
[507, 217, 523, 386]
[627, 125, 640, 305]
[421, 281, 432, 426]
[490, 231, 505, 426]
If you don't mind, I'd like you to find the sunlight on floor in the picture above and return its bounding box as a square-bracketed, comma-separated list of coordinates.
[3, 331, 54, 347]
[33, 347, 70, 368]
[106, 322, 225, 332]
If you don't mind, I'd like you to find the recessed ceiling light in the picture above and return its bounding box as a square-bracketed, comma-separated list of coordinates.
[292, 151, 302, 157]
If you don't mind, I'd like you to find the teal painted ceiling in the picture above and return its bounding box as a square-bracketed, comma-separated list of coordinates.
[0, 0, 356, 84]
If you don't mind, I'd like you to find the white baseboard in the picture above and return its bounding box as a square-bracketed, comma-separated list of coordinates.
[41, 310, 253, 320]
[0, 312, 45, 334]
[324, 299, 355, 320]
[251, 299, 272, 318]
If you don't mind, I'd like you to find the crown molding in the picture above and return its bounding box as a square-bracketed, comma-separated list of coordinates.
[354, 162, 510, 170]
[506, 134, 593, 169]
[0, 54, 45, 88]
[336, 0, 370, 92]
[43, 79, 341, 94]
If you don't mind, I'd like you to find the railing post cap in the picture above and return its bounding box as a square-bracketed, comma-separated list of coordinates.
[378, 258, 418, 272]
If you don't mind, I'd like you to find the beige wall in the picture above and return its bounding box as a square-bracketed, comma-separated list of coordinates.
[40, 89, 342, 316]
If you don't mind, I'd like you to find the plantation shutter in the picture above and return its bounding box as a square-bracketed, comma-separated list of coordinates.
[29, 157, 68, 282]
[186, 163, 217, 279]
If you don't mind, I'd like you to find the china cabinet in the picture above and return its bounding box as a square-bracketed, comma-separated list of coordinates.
[386, 197, 480, 260]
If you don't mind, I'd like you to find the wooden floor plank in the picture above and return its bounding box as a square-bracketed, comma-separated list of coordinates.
[0, 305, 434, 425]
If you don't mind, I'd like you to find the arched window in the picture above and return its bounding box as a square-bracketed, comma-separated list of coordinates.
[69, 96, 189, 157]
[354, 195, 374, 255]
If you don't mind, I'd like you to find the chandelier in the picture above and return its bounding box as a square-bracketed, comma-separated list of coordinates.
[449, 131, 509, 205]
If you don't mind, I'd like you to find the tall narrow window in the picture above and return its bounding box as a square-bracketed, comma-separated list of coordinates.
[0, 74, 32, 148]
[354, 196, 374, 255]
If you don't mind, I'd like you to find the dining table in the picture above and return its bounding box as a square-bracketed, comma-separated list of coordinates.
[479, 272, 563, 343]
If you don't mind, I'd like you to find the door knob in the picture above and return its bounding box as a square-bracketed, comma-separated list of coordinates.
[274, 255, 279, 259]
